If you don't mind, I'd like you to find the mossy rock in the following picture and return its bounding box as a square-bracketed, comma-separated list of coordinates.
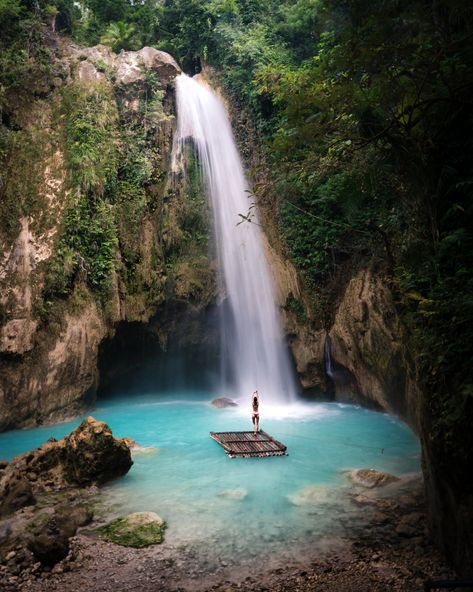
[98, 511, 166, 548]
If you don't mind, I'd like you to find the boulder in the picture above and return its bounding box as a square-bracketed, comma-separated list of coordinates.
[0, 474, 36, 517]
[350, 468, 399, 489]
[98, 512, 166, 548]
[0, 417, 132, 517]
[116, 47, 180, 86]
[25, 503, 94, 566]
[61, 417, 132, 485]
[211, 397, 238, 408]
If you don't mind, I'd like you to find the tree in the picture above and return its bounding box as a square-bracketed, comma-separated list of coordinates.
[100, 21, 139, 53]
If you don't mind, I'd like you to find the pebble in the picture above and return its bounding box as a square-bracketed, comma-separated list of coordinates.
[0, 479, 457, 592]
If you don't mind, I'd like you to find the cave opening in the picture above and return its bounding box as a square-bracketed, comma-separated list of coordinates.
[97, 303, 222, 399]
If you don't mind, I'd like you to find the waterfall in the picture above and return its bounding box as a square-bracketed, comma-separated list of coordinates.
[173, 73, 296, 403]
[324, 335, 334, 379]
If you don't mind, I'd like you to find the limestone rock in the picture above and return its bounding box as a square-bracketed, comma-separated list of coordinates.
[77, 59, 105, 82]
[60, 417, 132, 485]
[98, 512, 166, 548]
[0, 417, 132, 517]
[211, 397, 238, 408]
[329, 268, 421, 427]
[116, 47, 180, 86]
[27, 514, 70, 566]
[350, 468, 399, 489]
[0, 40, 181, 433]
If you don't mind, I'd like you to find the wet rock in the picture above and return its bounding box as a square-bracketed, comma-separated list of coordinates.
[288, 485, 332, 506]
[350, 469, 399, 489]
[0, 417, 132, 507]
[60, 417, 132, 485]
[98, 512, 166, 548]
[211, 397, 238, 408]
[122, 437, 157, 455]
[0, 474, 36, 517]
[350, 494, 377, 506]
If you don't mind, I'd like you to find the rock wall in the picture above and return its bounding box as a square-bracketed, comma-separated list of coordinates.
[329, 268, 422, 429]
[0, 40, 216, 430]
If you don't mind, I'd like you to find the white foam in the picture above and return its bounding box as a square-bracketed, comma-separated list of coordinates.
[230, 401, 340, 421]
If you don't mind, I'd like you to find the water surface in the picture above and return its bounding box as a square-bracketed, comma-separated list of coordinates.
[0, 392, 420, 567]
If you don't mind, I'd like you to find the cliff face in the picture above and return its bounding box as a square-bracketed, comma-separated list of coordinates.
[328, 268, 422, 429]
[0, 40, 215, 430]
[270, 260, 421, 431]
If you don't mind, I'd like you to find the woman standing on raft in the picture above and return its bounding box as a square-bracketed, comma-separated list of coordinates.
[252, 390, 260, 435]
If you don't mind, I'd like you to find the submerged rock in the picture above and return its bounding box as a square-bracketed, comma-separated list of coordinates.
[0, 417, 132, 517]
[288, 485, 332, 506]
[98, 512, 166, 548]
[350, 468, 399, 489]
[123, 437, 158, 455]
[211, 397, 238, 408]
[218, 488, 248, 500]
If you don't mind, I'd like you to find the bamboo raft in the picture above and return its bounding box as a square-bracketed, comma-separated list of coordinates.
[210, 430, 287, 458]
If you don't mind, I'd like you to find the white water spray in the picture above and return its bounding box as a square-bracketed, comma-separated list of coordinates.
[174, 73, 296, 403]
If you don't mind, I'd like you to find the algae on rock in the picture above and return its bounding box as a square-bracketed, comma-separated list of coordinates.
[99, 511, 166, 548]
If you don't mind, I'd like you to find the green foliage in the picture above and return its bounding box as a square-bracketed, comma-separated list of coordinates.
[115, 180, 147, 267]
[62, 81, 119, 196]
[172, 145, 210, 254]
[156, 0, 215, 73]
[285, 293, 306, 322]
[0, 127, 51, 243]
[100, 21, 139, 52]
[45, 194, 117, 299]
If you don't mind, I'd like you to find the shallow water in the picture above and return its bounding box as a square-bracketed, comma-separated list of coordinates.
[0, 392, 420, 567]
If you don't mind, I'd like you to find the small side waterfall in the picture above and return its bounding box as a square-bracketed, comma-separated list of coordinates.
[173, 73, 296, 403]
[324, 334, 334, 380]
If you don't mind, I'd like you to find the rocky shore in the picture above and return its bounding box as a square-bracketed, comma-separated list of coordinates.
[0, 417, 133, 578]
[0, 458, 455, 591]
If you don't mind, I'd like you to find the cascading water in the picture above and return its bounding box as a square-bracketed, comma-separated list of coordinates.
[173, 73, 296, 403]
[324, 334, 334, 379]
